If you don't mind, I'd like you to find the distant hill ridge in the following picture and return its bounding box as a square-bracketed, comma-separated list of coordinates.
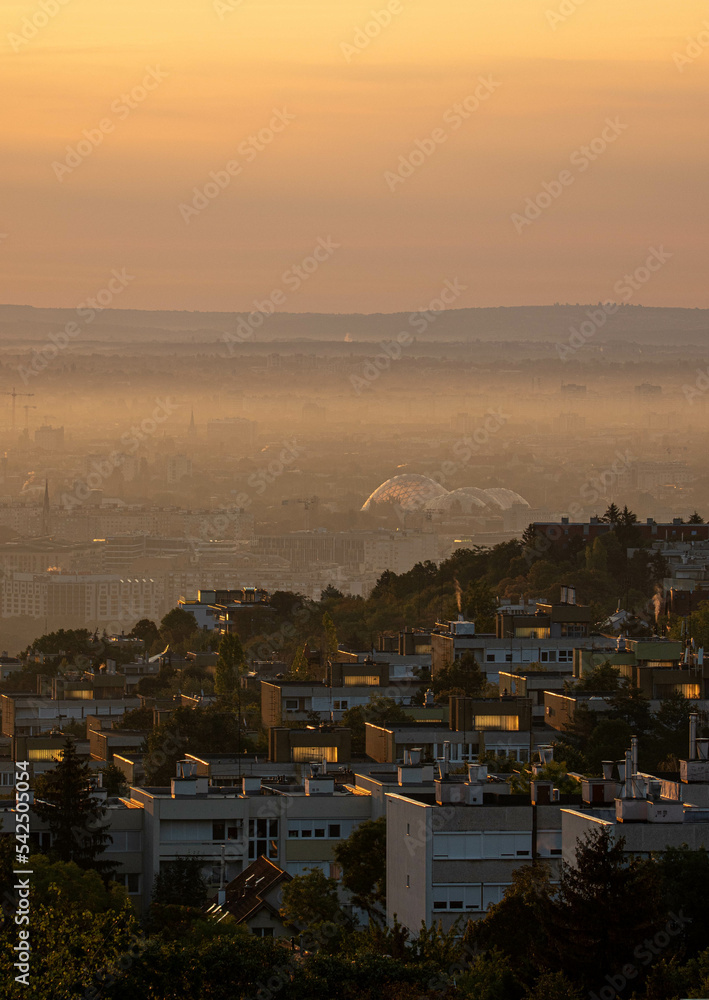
[0, 303, 706, 344]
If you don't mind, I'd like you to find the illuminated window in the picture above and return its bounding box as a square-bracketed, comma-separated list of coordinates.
[515, 628, 550, 639]
[474, 715, 520, 731]
[292, 746, 338, 763]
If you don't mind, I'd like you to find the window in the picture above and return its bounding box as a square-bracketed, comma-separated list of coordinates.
[248, 818, 278, 860]
[515, 627, 550, 639]
[287, 821, 352, 839]
[486, 653, 495, 663]
[213, 821, 225, 841]
[482, 884, 511, 910]
[561, 625, 586, 638]
[333, 700, 348, 711]
[112, 873, 141, 894]
[540, 650, 557, 663]
[433, 885, 482, 911]
[474, 715, 520, 731]
[537, 830, 562, 857]
[252, 927, 274, 938]
[105, 831, 142, 852]
[292, 746, 338, 763]
[329, 863, 342, 880]
[434, 831, 530, 860]
[285, 699, 298, 710]
[558, 649, 573, 663]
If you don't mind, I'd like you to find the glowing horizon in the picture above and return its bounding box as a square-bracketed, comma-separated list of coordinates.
[3, 0, 708, 312]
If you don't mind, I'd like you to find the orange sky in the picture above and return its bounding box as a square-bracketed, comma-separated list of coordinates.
[2, 0, 708, 312]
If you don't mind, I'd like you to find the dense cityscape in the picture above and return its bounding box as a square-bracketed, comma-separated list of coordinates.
[4, 0, 709, 997]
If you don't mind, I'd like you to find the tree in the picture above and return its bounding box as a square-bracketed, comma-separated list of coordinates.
[280, 867, 350, 952]
[688, 511, 705, 524]
[649, 691, 693, 769]
[130, 617, 161, 648]
[214, 632, 246, 701]
[656, 845, 709, 959]
[600, 503, 621, 525]
[433, 652, 487, 699]
[584, 718, 633, 774]
[463, 581, 497, 632]
[121, 704, 154, 730]
[159, 607, 198, 647]
[27, 627, 94, 659]
[321, 585, 344, 601]
[151, 854, 207, 907]
[466, 863, 554, 983]
[20, 853, 127, 913]
[334, 817, 386, 921]
[289, 642, 311, 680]
[322, 611, 339, 661]
[32, 738, 116, 876]
[342, 695, 410, 756]
[0, 893, 138, 998]
[575, 660, 621, 692]
[142, 705, 254, 784]
[546, 827, 663, 989]
[99, 763, 128, 797]
[523, 971, 583, 1000]
[619, 505, 637, 526]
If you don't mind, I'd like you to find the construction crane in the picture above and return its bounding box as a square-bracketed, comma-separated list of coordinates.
[282, 496, 319, 531]
[23, 404, 37, 430]
[1, 387, 35, 429]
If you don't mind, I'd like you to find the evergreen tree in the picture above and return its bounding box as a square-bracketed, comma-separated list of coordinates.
[600, 503, 621, 525]
[32, 738, 116, 876]
[322, 611, 339, 661]
[289, 641, 311, 679]
[688, 511, 705, 524]
[547, 827, 663, 989]
[214, 632, 246, 701]
[151, 854, 207, 906]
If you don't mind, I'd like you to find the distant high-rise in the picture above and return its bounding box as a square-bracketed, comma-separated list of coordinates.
[35, 425, 64, 451]
[41, 479, 50, 536]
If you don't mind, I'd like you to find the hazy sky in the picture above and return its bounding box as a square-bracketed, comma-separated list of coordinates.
[2, 0, 708, 313]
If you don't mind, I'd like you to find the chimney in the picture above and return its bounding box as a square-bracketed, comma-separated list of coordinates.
[242, 776, 262, 795]
[406, 748, 422, 766]
[624, 748, 634, 798]
[602, 761, 614, 780]
[631, 736, 639, 777]
[690, 713, 698, 760]
[697, 739, 709, 761]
